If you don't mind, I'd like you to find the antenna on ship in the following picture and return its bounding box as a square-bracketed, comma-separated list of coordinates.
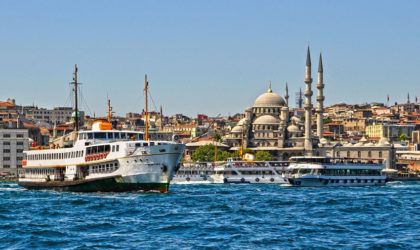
[144, 74, 149, 141]
[70, 64, 80, 134]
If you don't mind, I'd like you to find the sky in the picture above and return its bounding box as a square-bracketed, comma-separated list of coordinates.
[1, 0, 420, 117]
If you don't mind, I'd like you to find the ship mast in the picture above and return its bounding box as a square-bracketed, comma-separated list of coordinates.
[71, 64, 79, 133]
[144, 74, 149, 141]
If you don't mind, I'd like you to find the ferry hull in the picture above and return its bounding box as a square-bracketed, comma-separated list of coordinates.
[18, 177, 169, 193]
[287, 176, 387, 187]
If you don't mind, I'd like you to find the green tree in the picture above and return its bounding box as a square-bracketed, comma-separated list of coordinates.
[399, 133, 408, 141]
[191, 144, 237, 162]
[191, 144, 215, 162]
[255, 151, 273, 161]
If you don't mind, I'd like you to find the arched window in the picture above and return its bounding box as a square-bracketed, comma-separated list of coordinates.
[379, 151, 383, 158]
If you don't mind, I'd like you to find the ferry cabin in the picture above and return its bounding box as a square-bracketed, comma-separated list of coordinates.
[287, 157, 387, 187]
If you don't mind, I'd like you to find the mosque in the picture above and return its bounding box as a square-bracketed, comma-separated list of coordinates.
[224, 47, 325, 160]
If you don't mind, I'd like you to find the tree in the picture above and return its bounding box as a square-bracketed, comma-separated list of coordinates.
[399, 133, 408, 141]
[191, 144, 215, 162]
[255, 151, 273, 161]
[191, 144, 238, 162]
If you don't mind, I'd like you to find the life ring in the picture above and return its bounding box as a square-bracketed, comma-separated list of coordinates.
[270, 178, 274, 182]
[186, 177, 190, 182]
[241, 178, 245, 183]
[255, 178, 260, 182]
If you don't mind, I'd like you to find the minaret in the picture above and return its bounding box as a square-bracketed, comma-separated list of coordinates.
[407, 93, 410, 104]
[316, 53, 324, 139]
[285, 82, 289, 106]
[304, 46, 313, 154]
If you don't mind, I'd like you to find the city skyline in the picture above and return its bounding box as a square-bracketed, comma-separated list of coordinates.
[1, 0, 420, 117]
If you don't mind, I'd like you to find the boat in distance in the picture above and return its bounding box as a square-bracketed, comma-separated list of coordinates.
[286, 156, 387, 187]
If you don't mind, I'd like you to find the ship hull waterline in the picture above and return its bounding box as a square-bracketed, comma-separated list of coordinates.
[18, 176, 170, 193]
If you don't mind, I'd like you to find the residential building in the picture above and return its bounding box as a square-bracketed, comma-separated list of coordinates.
[0, 129, 29, 173]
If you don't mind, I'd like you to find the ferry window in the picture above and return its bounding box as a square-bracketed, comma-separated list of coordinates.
[128, 133, 136, 140]
[87, 133, 93, 139]
[150, 142, 155, 146]
[94, 132, 107, 139]
[78, 134, 83, 140]
[114, 133, 121, 139]
[107, 133, 114, 139]
[135, 143, 141, 147]
[105, 145, 110, 152]
[116, 145, 120, 152]
[121, 133, 127, 139]
[138, 134, 144, 140]
[112, 145, 115, 152]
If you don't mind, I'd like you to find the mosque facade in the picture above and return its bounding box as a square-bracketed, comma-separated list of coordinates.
[224, 47, 325, 159]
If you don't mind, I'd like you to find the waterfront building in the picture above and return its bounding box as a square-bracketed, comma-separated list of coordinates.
[0, 129, 29, 173]
[318, 137, 398, 169]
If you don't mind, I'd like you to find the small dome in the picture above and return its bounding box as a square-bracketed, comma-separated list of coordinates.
[253, 115, 279, 125]
[253, 91, 286, 107]
[291, 116, 301, 123]
[71, 111, 81, 118]
[378, 137, 390, 146]
[231, 126, 243, 133]
[287, 124, 300, 133]
[237, 118, 247, 126]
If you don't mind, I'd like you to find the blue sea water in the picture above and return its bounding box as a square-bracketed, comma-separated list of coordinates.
[0, 182, 419, 250]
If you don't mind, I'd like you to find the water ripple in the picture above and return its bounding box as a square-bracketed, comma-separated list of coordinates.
[0, 181, 419, 249]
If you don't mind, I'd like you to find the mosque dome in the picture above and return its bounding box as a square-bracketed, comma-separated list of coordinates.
[231, 126, 243, 133]
[287, 124, 300, 133]
[320, 138, 328, 145]
[253, 115, 279, 125]
[237, 118, 247, 126]
[291, 116, 301, 123]
[378, 137, 390, 146]
[253, 87, 286, 107]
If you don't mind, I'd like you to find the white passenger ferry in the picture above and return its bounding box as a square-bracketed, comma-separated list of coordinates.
[18, 68, 185, 192]
[18, 120, 185, 192]
[210, 158, 289, 184]
[286, 156, 387, 187]
[171, 163, 215, 184]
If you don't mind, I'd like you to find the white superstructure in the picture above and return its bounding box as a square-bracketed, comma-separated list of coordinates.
[286, 156, 387, 187]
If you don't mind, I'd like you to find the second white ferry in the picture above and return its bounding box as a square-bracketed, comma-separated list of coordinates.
[286, 156, 387, 187]
[210, 158, 289, 184]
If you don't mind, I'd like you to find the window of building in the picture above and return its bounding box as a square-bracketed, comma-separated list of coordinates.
[16, 149, 23, 153]
[3, 157, 10, 161]
[16, 142, 24, 146]
[3, 134, 11, 138]
[16, 134, 24, 138]
[3, 141, 10, 146]
[3, 149, 10, 153]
